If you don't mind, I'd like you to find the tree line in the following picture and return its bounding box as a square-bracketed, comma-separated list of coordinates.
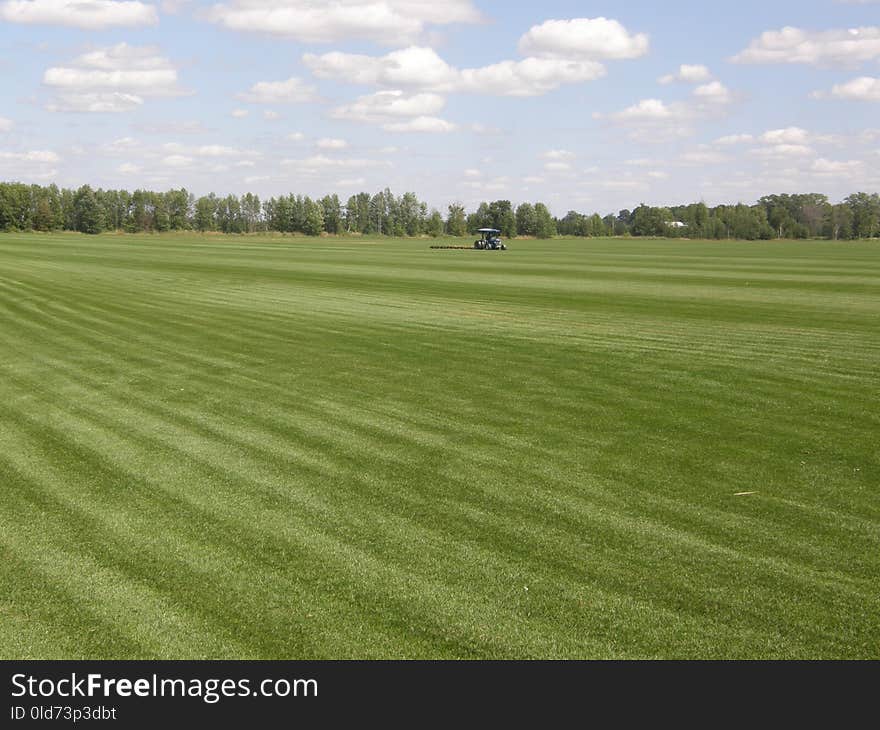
[0, 182, 878, 240]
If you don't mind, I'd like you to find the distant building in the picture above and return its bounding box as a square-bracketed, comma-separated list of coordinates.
[667, 221, 688, 229]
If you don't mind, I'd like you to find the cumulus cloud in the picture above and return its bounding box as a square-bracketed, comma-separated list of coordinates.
[0, 0, 157, 29]
[709, 126, 853, 165]
[458, 57, 605, 96]
[517, 17, 648, 60]
[280, 154, 391, 172]
[383, 116, 456, 133]
[236, 77, 316, 104]
[46, 92, 145, 113]
[204, 0, 482, 44]
[333, 89, 445, 120]
[715, 134, 754, 145]
[680, 146, 729, 165]
[101, 136, 139, 154]
[305, 46, 457, 88]
[820, 76, 880, 101]
[748, 128, 818, 158]
[162, 141, 260, 159]
[0, 148, 60, 180]
[231, 108, 249, 118]
[305, 45, 606, 97]
[658, 64, 712, 85]
[304, 18, 644, 98]
[693, 81, 733, 104]
[543, 149, 574, 160]
[811, 158, 863, 174]
[133, 120, 207, 135]
[316, 137, 348, 150]
[609, 99, 676, 122]
[599, 82, 736, 141]
[759, 127, 811, 145]
[161, 154, 193, 168]
[732, 26, 880, 67]
[0, 149, 59, 162]
[43, 43, 184, 112]
[330, 89, 454, 132]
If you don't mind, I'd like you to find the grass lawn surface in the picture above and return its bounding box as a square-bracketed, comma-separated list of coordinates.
[1, 233, 878, 658]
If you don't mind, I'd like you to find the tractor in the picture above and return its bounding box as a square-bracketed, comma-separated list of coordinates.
[474, 228, 507, 251]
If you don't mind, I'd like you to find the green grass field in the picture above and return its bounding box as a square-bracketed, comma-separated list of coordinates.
[1, 232, 878, 659]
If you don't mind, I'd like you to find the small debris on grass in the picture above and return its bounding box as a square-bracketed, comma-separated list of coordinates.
[734, 491, 757, 497]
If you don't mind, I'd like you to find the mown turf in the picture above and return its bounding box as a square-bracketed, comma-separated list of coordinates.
[0, 232, 878, 659]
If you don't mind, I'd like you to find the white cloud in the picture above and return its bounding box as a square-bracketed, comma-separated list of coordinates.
[0, 0, 158, 29]
[263, 110, 280, 120]
[680, 146, 729, 164]
[811, 158, 863, 174]
[305, 46, 456, 88]
[161, 142, 260, 159]
[518, 17, 648, 60]
[117, 162, 141, 174]
[43, 43, 183, 113]
[609, 98, 677, 121]
[658, 64, 712, 85]
[331, 90, 454, 132]
[753, 144, 815, 158]
[287, 132, 305, 141]
[237, 77, 316, 104]
[710, 126, 851, 162]
[46, 92, 145, 113]
[715, 134, 754, 145]
[204, 0, 482, 44]
[459, 57, 605, 96]
[231, 108, 249, 118]
[732, 26, 880, 67]
[336, 177, 366, 187]
[316, 137, 348, 150]
[383, 116, 456, 132]
[693, 81, 733, 104]
[543, 149, 574, 160]
[0, 148, 60, 180]
[759, 127, 810, 145]
[824, 76, 880, 101]
[305, 44, 607, 97]
[281, 154, 390, 171]
[0, 149, 59, 162]
[601, 82, 737, 141]
[0, 117, 13, 132]
[133, 120, 206, 134]
[543, 161, 572, 172]
[161, 154, 194, 167]
[101, 136, 139, 154]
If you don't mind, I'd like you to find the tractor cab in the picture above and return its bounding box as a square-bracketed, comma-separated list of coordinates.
[474, 228, 506, 251]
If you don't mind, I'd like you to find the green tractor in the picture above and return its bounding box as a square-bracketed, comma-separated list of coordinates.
[474, 228, 507, 251]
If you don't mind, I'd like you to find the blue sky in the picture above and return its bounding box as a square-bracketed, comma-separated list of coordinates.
[1, 0, 878, 214]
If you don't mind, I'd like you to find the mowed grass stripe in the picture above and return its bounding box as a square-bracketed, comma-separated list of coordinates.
[0, 233, 878, 658]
